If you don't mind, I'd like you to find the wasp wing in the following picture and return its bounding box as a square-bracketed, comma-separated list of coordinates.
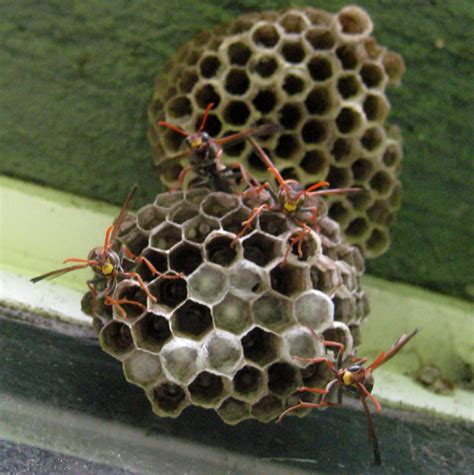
[31, 264, 89, 283]
[215, 123, 282, 147]
[108, 184, 138, 245]
[367, 328, 420, 372]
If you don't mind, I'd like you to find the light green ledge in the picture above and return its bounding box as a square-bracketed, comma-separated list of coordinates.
[1, 175, 473, 421]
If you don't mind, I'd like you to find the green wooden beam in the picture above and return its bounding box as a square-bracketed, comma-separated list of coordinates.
[1, 0, 472, 300]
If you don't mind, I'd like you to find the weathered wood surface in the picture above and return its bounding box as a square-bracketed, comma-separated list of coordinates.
[0, 0, 473, 299]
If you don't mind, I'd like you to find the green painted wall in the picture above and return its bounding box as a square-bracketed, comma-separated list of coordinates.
[1, 0, 473, 299]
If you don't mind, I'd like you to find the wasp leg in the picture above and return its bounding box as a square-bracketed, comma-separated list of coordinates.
[361, 396, 382, 466]
[104, 295, 146, 319]
[231, 203, 272, 245]
[277, 401, 332, 423]
[122, 272, 157, 303]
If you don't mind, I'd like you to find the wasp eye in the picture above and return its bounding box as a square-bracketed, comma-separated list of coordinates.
[201, 132, 209, 142]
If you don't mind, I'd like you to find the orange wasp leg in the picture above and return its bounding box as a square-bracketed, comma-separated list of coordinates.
[357, 382, 382, 413]
[104, 295, 146, 319]
[232, 203, 272, 244]
[123, 247, 182, 280]
[122, 272, 157, 302]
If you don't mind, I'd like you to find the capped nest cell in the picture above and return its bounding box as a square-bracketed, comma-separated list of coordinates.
[148, 5, 405, 258]
[83, 189, 369, 424]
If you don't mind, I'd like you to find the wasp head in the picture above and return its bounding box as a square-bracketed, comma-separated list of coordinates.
[87, 247, 121, 278]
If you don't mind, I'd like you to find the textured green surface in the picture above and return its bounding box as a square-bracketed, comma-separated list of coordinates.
[1, 0, 473, 299]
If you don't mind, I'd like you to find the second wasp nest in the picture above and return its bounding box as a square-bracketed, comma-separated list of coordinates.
[83, 189, 368, 424]
[148, 5, 405, 258]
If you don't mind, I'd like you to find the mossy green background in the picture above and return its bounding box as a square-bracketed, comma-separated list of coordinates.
[1, 0, 473, 300]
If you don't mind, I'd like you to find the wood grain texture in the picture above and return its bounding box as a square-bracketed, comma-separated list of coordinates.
[0, 0, 472, 299]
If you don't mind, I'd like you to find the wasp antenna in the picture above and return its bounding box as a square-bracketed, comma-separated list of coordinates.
[158, 121, 189, 137]
[197, 103, 214, 132]
[304, 181, 330, 193]
[63, 258, 99, 266]
[30, 264, 90, 283]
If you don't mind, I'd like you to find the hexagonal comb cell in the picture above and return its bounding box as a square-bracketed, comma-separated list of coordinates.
[310, 261, 342, 295]
[205, 234, 238, 267]
[149, 382, 188, 416]
[202, 193, 239, 218]
[252, 292, 293, 332]
[168, 203, 199, 224]
[213, 292, 252, 335]
[307, 56, 333, 81]
[251, 395, 283, 422]
[283, 326, 325, 362]
[241, 327, 281, 367]
[100, 321, 133, 359]
[294, 290, 334, 331]
[282, 73, 305, 95]
[305, 86, 333, 115]
[227, 41, 252, 66]
[332, 289, 357, 323]
[133, 312, 172, 352]
[242, 233, 281, 267]
[253, 89, 277, 113]
[188, 371, 227, 406]
[323, 322, 354, 356]
[184, 215, 219, 244]
[233, 365, 264, 401]
[161, 341, 199, 384]
[150, 223, 182, 251]
[268, 362, 298, 397]
[221, 208, 252, 235]
[305, 28, 335, 50]
[169, 242, 203, 275]
[205, 331, 243, 374]
[172, 300, 213, 339]
[188, 264, 228, 304]
[148, 277, 187, 310]
[270, 263, 308, 297]
[223, 101, 251, 126]
[200, 55, 221, 78]
[258, 212, 289, 237]
[136, 249, 168, 282]
[123, 351, 162, 388]
[336, 5, 373, 40]
[154, 191, 184, 209]
[217, 397, 250, 424]
[225, 68, 250, 95]
[252, 23, 280, 48]
[113, 283, 147, 319]
[137, 205, 166, 232]
[120, 229, 148, 257]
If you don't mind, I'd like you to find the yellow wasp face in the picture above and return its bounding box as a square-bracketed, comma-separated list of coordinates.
[283, 201, 298, 213]
[101, 262, 114, 275]
[342, 371, 356, 386]
[190, 137, 202, 148]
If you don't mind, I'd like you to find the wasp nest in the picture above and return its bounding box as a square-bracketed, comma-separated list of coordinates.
[82, 189, 368, 423]
[148, 6, 405, 258]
